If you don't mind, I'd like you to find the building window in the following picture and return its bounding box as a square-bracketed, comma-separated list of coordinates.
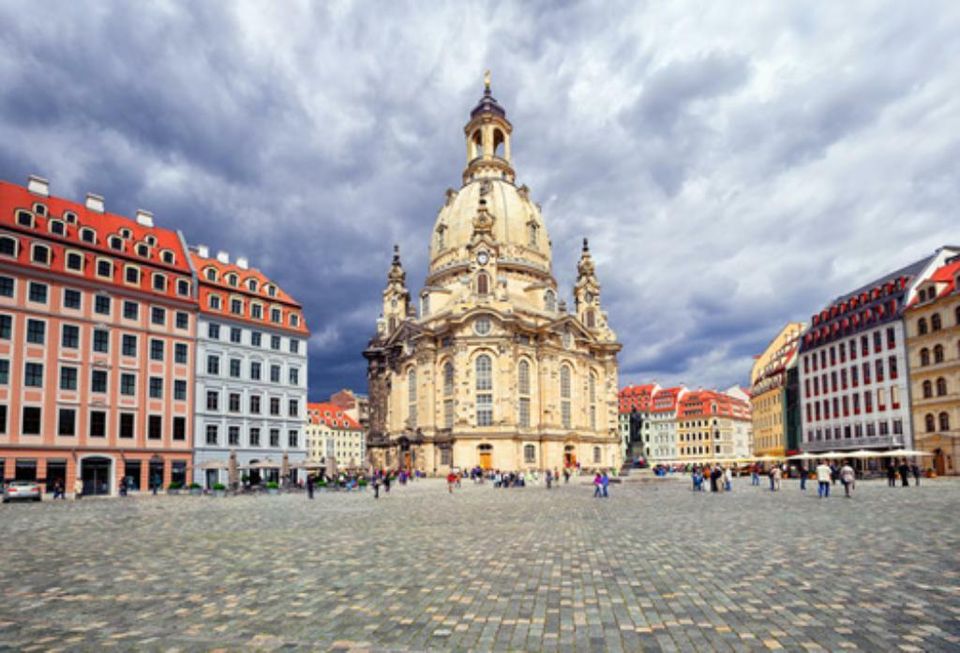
[925, 413, 935, 432]
[228, 393, 241, 413]
[149, 377, 163, 399]
[230, 327, 242, 343]
[120, 373, 136, 396]
[150, 306, 165, 325]
[89, 329, 112, 354]
[228, 426, 240, 446]
[209, 295, 221, 310]
[152, 274, 167, 292]
[206, 425, 218, 445]
[176, 312, 189, 330]
[406, 369, 417, 427]
[230, 359, 241, 378]
[937, 377, 948, 396]
[917, 318, 928, 335]
[476, 355, 492, 426]
[524, 444, 536, 463]
[60, 366, 78, 390]
[931, 313, 942, 331]
[271, 335, 281, 350]
[29, 282, 48, 303]
[177, 279, 190, 296]
[24, 362, 43, 387]
[90, 410, 106, 437]
[148, 339, 163, 361]
[0, 236, 17, 257]
[560, 364, 572, 429]
[31, 244, 50, 265]
[230, 298, 243, 315]
[288, 431, 298, 448]
[174, 343, 188, 364]
[593, 446, 602, 464]
[934, 344, 945, 364]
[148, 415, 162, 440]
[207, 355, 220, 375]
[26, 319, 46, 344]
[173, 416, 186, 440]
[174, 379, 187, 401]
[289, 368, 299, 385]
[250, 361, 261, 380]
[206, 391, 219, 411]
[118, 413, 134, 438]
[940, 412, 951, 431]
[249, 427, 260, 446]
[65, 251, 83, 271]
[250, 395, 261, 414]
[270, 397, 280, 416]
[271, 308, 282, 323]
[477, 272, 489, 296]
[444, 399, 454, 429]
[22, 406, 41, 434]
[270, 364, 281, 383]
[251, 332, 262, 347]
[270, 429, 280, 447]
[290, 339, 300, 354]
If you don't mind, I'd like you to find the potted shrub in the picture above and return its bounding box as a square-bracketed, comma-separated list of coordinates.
[316, 478, 327, 492]
[212, 482, 227, 497]
[188, 482, 202, 496]
[266, 481, 280, 495]
[167, 481, 183, 495]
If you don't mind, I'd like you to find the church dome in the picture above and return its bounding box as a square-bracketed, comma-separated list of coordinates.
[428, 74, 553, 282]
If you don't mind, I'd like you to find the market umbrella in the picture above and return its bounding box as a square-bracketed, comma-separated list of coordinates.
[847, 450, 879, 459]
[786, 452, 816, 460]
[199, 460, 229, 469]
[819, 451, 848, 460]
[228, 449, 239, 489]
[886, 449, 934, 457]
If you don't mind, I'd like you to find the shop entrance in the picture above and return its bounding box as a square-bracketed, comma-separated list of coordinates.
[564, 445, 577, 468]
[478, 444, 493, 470]
[81, 457, 112, 496]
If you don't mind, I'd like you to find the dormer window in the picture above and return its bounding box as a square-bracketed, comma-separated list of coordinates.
[137, 243, 149, 257]
[80, 228, 96, 244]
[161, 250, 175, 265]
[31, 244, 50, 265]
[119, 228, 132, 239]
[48, 220, 65, 236]
[32, 203, 47, 216]
[109, 236, 123, 251]
[226, 273, 238, 287]
[63, 211, 78, 224]
[16, 210, 33, 227]
[247, 279, 258, 292]
[145, 235, 157, 246]
[205, 268, 217, 282]
[267, 285, 277, 298]
[290, 314, 300, 327]
[271, 308, 282, 323]
[209, 295, 222, 310]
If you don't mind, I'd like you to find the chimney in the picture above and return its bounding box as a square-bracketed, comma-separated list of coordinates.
[216, 250, 230, 264]
[236, 257, 249, 270]
[27, 175, 49, 197]
[135, 209, 154, 228]
[196, 244, 210, 258]
[85, 193, 105, 213]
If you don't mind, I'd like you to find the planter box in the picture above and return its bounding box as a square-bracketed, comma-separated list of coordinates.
[189, 488, 202, 496]
[267, 488, 280, 495]
[213, 490, 226, 498]
[167, 489, 180, 496]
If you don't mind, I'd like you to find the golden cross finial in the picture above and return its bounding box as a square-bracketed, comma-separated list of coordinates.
[484, 69, 491, 92]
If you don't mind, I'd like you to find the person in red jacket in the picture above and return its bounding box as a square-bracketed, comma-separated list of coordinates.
[447, 472, 457, 494]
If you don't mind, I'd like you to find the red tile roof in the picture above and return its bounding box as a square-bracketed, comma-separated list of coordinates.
[307, 402, 362, 430]
[192, 252, 309, 335]
[651, 386, 686, 413]
[618, 383, 659, 412]
[906, 259, 960, 307]
[677, 390, 751, 420]
[0, 179, 193, 303]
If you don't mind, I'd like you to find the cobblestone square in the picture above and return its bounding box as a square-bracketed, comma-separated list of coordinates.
[1, 476, 958, 652]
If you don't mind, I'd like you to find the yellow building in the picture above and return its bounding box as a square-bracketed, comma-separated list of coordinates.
[676, 390, 752, 462]
[906, 259, 960, 475]
[363, 76, 622, 474]
[750, 322, 805, 457]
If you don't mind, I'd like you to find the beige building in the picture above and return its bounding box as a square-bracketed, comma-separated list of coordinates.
[676, 390, 752, 462]
[363, 77, 622, 474]
[750, 322, 805, 457]
[906, 258, 960, 475]
[306, 402, 365, 470]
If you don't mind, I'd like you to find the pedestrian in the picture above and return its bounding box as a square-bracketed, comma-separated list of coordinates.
[52, 479, 64, 500]
[723, 466, 733, 492]
[563, 468, 570, 484]
[710, 466, 721, 493]
[799, 464, 807, 491]
[911, 462, 921, 487]
[692, 467, 703, 492]
[384, 472, 391, 493]
[601, 470, 610, 498]
[546, 469, 553, 490]
[119, 478, 127, 497]
[447, 471, 457, 494]
[751, 464, 760, 487]
[372, 474, 381, 499]
[74, 476, 83, 500]
[840, 460, 855, 498]
[816, 460, 831, 498]
[307, 474, 315, 500]
[768, 466, 776, 491]
[773, 465, 782, 491]
[830, 463, 839, 486]
[898, 459, 910, 487]
[593, 473, 603, 498]
[886, 463, 896, 487]
[151, 475, 159, 496]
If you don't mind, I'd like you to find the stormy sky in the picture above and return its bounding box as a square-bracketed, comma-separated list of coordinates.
[1, 1, 958, 399]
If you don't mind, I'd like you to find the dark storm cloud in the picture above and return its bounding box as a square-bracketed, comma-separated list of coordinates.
[1, 1, 958, 398]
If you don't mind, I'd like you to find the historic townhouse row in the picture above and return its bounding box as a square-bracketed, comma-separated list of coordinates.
[0, 176, 308, 495]
[790, 246, 957, 467]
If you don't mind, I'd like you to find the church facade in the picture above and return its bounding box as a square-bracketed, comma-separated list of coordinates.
[363, 78, 622, 474]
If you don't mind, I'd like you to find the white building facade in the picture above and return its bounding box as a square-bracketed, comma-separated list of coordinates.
[191, 249, 309, 487]
[799, 249, 958, 454]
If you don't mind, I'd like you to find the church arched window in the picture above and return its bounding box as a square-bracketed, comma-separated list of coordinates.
[472, 130, 483, 158]
[544, 290, 556, 313]
[493, 128, 505, 158]
[476, 355, 493, 426]
[443, 362, 454, 397]
[477, 272, 489, 296]
[560, 364, 572, 429]
[940, 412, 951, 431]
[436, 228, 445, 251]
[523, 444, 535, 463]
[586, 309, 595, 328]
[518, 359, 531, 428]
[528, 223, 538, 247]
[407, 369, 417, 428]
[589, 372, 598, 431]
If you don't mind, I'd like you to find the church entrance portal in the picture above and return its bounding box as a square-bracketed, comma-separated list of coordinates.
[478, 444, 493, 470]
[564, 445, 577, 468]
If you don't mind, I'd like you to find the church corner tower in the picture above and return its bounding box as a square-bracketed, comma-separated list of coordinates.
[365, 74, 622, 475]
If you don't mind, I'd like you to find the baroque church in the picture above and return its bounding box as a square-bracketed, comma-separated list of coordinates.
[364, 76, 622, 474]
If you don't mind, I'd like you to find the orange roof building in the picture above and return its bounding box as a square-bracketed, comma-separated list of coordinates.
[676, 390, 752, 461]
[306, 402, 365, 469]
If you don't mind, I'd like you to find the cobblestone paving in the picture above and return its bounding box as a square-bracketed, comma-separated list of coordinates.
[1, 476, 959, 652]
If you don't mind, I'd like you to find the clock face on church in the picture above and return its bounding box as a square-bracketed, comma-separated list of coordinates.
[476, 251, 489, 266]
